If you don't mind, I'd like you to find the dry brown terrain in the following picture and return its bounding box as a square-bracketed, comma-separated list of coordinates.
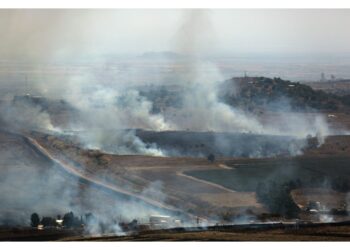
[292, 188, 347, 210]
[64, 223, 350, 241]
[0, 129, 170, 229]
[29, 129, 350, 222]
[2, 121, 350, 240]
[256, 111, 350, 132]
[30, 132, 263, 219]
[2, 222, 350, 241]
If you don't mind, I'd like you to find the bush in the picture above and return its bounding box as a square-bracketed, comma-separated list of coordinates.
[30, 213, 40, 227]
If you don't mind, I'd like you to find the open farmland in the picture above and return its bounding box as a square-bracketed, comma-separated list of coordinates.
[26, 131, 350, 222]
[30, 131, 265, 219]
[184, 156, 350, 192]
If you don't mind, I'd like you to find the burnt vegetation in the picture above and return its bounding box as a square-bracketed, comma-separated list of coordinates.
[256, 180, 301, 218]
[138, 77, 350, 113]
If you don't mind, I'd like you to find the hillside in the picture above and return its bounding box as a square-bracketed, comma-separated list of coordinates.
[138, 77, 350, 113]
[220, 77, 350, 112]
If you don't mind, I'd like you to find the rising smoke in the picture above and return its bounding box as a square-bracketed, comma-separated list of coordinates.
[162, 10, 331, 142]
[0, 9, 344, 233]
[0, 9, 333, 156]
[0, 131, 173, 233]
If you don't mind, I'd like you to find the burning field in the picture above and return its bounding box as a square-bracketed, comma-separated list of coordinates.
[1, 9, 350, 241]
[1, 84, 350, 240]
[1, 121, 350, 241]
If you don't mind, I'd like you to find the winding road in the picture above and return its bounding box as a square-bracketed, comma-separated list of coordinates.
[25, 136, 185, 215]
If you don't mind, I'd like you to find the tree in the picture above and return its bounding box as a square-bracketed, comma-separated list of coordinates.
[207, 153, 215, 163]
[63, 211, 82, 228]
[63, 212, 75, 228]
[31, 213, 40, 227]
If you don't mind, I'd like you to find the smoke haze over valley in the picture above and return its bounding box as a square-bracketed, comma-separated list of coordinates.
[1, 8, 350, 241]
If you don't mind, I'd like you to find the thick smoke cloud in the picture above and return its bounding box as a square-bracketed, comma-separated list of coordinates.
[0, 10, 333, 156]
[0, 98, 55, 132]
[164, 10, 331, 141]
[0, 9, 347, 234]
[61, 75, 169, 156]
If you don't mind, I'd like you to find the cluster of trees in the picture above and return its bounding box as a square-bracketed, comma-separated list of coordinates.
[30, 211, 84, 228]
[256, 179, 301, 218]
[221, 76, 348, 112]
[139, 87, 183, 114]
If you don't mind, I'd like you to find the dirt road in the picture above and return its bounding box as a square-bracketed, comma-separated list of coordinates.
[176, 171, 236, 193]
[25, 136, 184, 215]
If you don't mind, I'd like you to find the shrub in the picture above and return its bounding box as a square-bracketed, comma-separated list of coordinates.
[30, 213, 40, 227]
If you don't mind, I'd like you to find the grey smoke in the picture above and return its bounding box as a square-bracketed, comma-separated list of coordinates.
[0, 136, 173, 233]
[60, 75, 169, 156]
[164, 10, 332, 142]
[0, 9, 346, 234]
[0, 97, 57, 132]
[0, 9, 333, 157]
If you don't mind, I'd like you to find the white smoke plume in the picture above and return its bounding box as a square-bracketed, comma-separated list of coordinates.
[0, 97, 57, 132]
[61, 75, 170, 156]
[0, 9, 334, 157]
[165, 10, 331, 141]
[0, 132, 175, 233]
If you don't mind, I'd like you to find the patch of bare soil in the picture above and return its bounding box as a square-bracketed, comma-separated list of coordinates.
[291, 188, 347, 210]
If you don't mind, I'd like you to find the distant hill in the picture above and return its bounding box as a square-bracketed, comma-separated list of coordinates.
[220, 77, 350, 112]
[139, 76, 350, 113]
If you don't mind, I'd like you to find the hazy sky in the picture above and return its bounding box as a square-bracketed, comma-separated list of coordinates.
[1, 9, 350, 60]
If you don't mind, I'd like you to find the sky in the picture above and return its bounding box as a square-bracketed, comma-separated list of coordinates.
[0, 9, 350, 61]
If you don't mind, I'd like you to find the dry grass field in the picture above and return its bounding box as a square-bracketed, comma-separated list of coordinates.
[64, 223, 350, 241]
[2, 125, 350, 240]
[29, 131, 350, 222]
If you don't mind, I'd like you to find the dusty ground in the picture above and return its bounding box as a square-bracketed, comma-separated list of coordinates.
[64, 223, 350, 241]
[257, 111, 350, 132]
